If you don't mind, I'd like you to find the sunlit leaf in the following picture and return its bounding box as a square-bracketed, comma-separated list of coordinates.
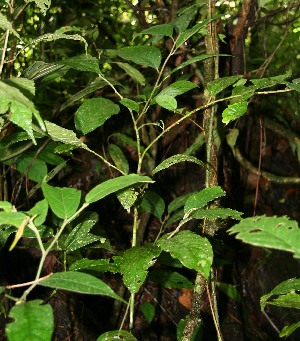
[280, 322, 300, 338]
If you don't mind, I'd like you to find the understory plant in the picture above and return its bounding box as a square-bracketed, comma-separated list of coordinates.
[0, 0, 299, 340]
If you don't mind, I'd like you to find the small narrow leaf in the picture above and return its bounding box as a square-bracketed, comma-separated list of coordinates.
[40, 272, 126, 302]
[184, 186, 225, 215]
[157, 231, 213, 279]
[44, 121, 86, 147]
[228, 215, 300, 258]
[6, 300, 53, 341]
[140, 302, 156, 324]
[134, 24, 173, 38]
[152, 154, 205, 175]
[69, 258, 117, 273]
[158, 80, 198, 97]
[280, 322, 300, 337]
[120, 98, 140, 112]
[120, 244, 161, 293]
[156, 94, 177, 111]
[86, 174, 154, 204]
[116, 62, 145, 86]
[190, 207, 242, 221]
[207, 75, 242, 96]
[118, 46, 161, 70]
[42, 183, 81, 219]
[75, 98, 120, 134]
[10, 102, 35, 143]
[222, 101, 248, 124]
[108, 144, 129, 174]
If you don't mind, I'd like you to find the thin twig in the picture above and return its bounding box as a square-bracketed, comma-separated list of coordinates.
[0, 30, 10, 76]
[5, 272, 53, 289]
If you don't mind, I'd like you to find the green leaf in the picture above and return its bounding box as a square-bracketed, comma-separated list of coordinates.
[69, 258, 117, 273]
[222, 101, 248, 125]
[168, 193, 196, 215]
[108, 144, 129, 174]
[60, 78, 121, 112]
[207, 75, 242, 96]
[26, 199, 48, 226]
[120, 98, 140, 112]
[228, 216, 300, 258]
[0, 201, 13, 212]
[24, 0, 51, 15]
[156, 95, 177, 111]
[5, 78, 35, 100]
[140, 302, 156, 324]
[57, 54, 100, 73]
[166, 209, 185, 227]
[39, 271, 126, 302]
[134, 24, 173, 38]
[280, 322, 300, 338]
[97, 330, 137, 341]
[148, 269, 193, 289]
[23, 61, 64, 81]
[152, 154, 205, 175]
[260, 278, 300, 310]
[0, 12, 20, 39]
[217, 282, 241, 303]
[176, 18, 217, 48]
[16, 156, 47, 182]
[0, 211, 28, 228]
[190, 207, 243, 221]
[265, 293, 300, 309]
[64, 212, 100, 251]
[44, 121, 86, 147]
[168, 54, 225, 76]
[75, 98, 120, 134]
[117, 46, 161, 70]
[184, 186, 225, 216]
[158, 81, 198, 97]
[6, 300, 53, 341]
[42, 183, 81, 219]
[116, 187, 139, 212]
[86, 174, 154, 204]
[9, 102, 35, 143]
[172, 5, 198, 33]
[157, 230, 213, 279]
[140, 190, 165, 219]
[120, 244, 161, 293]
[116, 62, 145, 86]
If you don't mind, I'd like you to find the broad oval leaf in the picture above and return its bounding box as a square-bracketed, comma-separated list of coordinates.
[158, 80, 198, 97]
[10, 102, 35, 143]
[228, 215, 300, 258]
[156, 95, 177, 111]
[6, 300, 54, 341]
[184, 186, 225, 216]
[85, 174, 154, 204]
[0, 211, 28, 228]
[75, 98, 120, 134]
[39, 271, 126, 302]
[26, 199, 48, 226]
[117, 46, 161, 70]
[16, 156, 47, 183]
[157, 230, 213, 279]
[207, 75, 242, 96]
[152, 154, 205, 175]
[222, 101, 248, 125]
[120, 244, 161, 293]
[42, 183, 81, 219]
